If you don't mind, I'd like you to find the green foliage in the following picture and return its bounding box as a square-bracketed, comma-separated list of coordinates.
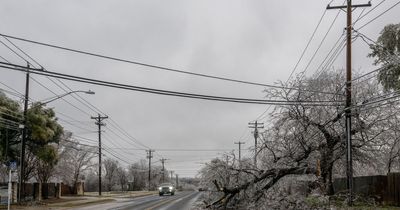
[36, 144, 58, 166]
[35, 144, 59, 183]
[369, 23, 400, 91]
[0, 92, 63, 173]
[25, 103, 63, 181]
[26, 103, 63, 147]
[0, 92, 22, 162]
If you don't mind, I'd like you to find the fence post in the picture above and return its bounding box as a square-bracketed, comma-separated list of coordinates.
[11, 182, 18, 203]
[56, 183, 61, 198]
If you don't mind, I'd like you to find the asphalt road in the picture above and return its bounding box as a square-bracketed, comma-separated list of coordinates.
[78, 191, 202, 210]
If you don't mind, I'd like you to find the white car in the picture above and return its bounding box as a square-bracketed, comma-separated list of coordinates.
[158, 183, 175, 196]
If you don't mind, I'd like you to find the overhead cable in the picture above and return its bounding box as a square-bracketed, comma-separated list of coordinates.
[357, 0, 400, 30]
[0, 33, 340, 95]
[0, 62, 344, 106]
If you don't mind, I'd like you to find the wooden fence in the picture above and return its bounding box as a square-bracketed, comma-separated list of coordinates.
[387, 173, 400, 206]
[333, 173, 400, 206]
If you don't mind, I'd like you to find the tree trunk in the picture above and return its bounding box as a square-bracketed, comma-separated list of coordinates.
[320, 147, 335, 195]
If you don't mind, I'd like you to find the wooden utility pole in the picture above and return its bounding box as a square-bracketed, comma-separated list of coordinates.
[327, 0, 371, 205]
[160, 158, 168, 183]
[146, 150, 155, 190]
[91, 114, 108, 196]
[19, 63, 30, 202]
[248, 121, 263, 167]
[234, 141, 245, 167]
[175, 174, 178, 189]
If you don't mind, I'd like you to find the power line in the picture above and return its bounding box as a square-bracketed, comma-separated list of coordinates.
[256, 36, 346, 122]
[1, 37, 101, 126]
[102, 147, 132, 165]
[0, 33, 340, 95]
[314, 27, 362, 80]
[357, 0, 400, 30]
[256, 1, 344, 122]
[99, 147, 235, 152]
[353, 0, 387, 26]
[0, 87, 25, 99]
[29, 75, 92, 116]
[1, 40, 95, 117]
[102, 133, 146, 157]
[353, 91, 400, 109]
[298, 6, 342, 79]
[0, 111, 23, 120]
[0, 39, 30, 63]
[0, 62, 344, 106]
[346, 32, 400, 83]
[3, 33, 100, 116]
[1, 37, 155, 160]
[0, 80, 26, 100]
[357, 95, 400, 111]
[0, 55, 10, 63]
[104, 126, 148, 150]
[286, 4, 331, 81]
[0, 124, 20, 131]
[102, 140, 140, 161]
[64, 137, 154, 164]
[58, 118, 95, 133]
[354, 30, 400, 64]
[107, 119, 150, 149]
[313, 35, 346, 78]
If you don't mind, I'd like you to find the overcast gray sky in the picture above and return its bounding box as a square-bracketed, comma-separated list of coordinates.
[0, 0, 399, 177]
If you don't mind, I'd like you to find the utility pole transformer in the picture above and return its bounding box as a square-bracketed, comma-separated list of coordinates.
[146, 150, 155, 190]
[327, 0, 371, 205]
[248, 121, 263, 167]
[19, 63, 30, 202]
[234, 141, 245, 168]
[91, 114, 108, 196]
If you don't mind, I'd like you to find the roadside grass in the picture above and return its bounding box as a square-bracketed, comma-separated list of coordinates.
[0, 191, 157, 209]
[305, 194, 400, 210]
[47, 198, 115, 208]
[84, 190, 156, 198]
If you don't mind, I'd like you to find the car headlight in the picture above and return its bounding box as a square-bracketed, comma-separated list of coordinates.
[169, 187, 173, 190]
[159, 187, 162, 191]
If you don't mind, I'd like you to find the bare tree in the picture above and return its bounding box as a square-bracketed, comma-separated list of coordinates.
[200, 70, 400, 209]
[103, 158, 119, 191]
[55, 133, 96, 191]
[116, 167, 128, 191]
[128, 160, 148, 190]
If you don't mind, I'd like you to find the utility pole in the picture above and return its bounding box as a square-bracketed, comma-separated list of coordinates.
[160, 158, 168, 183]
[248, 121, 263, 167]
[327, 0, 371, 205]
[146, 149, 154, 190]
[175, 174, 178, 189]
[19, 63, 30, 202]
[91, 114, 108, 196]
[234, 141, 245, 168]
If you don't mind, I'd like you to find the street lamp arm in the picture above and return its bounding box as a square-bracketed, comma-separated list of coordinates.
[38, 90, 95, 106]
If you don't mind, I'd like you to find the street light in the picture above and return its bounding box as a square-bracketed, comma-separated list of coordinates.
[37, 90, 95, 106]
[18, 89, 95, 201]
